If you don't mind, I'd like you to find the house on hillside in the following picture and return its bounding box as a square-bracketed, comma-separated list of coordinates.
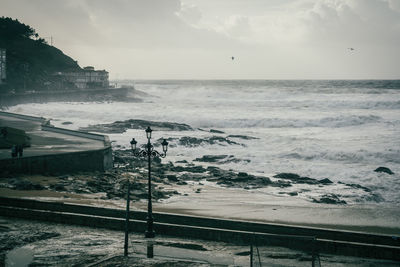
[54, 66, 109, 89]
[0, 48, 6, 84]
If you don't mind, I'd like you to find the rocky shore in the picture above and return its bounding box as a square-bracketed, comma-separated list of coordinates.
[0, 146, 391, 206]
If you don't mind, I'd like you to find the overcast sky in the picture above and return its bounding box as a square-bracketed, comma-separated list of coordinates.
[1, 0, 400, 79]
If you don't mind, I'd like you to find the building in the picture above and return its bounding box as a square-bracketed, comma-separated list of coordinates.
[0, 48, 6, 84]
[55, 66, 109, 89]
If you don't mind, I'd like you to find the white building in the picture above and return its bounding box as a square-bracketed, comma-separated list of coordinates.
[0, 49, 6, 84]
[56, 66, 109, 89]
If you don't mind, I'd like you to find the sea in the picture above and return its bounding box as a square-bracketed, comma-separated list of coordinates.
[8, 80, 400, 207]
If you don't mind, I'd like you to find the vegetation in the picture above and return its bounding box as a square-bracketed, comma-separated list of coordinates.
[0, 17, 81, 93]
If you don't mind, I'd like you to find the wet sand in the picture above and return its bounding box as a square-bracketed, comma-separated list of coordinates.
[150, 184, 400, 235]
[2, 180, 398, 236]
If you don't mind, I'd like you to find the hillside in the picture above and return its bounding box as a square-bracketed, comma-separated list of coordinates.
[0, 17, 81, 93]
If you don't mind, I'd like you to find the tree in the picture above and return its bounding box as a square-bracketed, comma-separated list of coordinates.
[0, 17, 39, 41]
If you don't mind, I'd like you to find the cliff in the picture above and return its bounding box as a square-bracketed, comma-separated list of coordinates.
[0, 17, 81, 93]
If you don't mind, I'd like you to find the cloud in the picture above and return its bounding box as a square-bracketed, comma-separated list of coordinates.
[0, 0, 102, 45]
[388, 0, 400, 12]
[177, 3, 202, 25]
[194, 0, 400, 47]
[302, 0, 400, 45]
[1, 0, 237, 50]
[1, 0, 399, 78]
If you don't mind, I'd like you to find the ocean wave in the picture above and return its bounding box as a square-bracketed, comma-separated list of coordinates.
[281, 150, 400, 164]
[197, 115, 382, 129]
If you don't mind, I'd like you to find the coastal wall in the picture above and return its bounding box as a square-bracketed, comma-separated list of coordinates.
[0, 110, 46, 122]
[0, 87, 129, 107]
[0, 112, 113, 174]
[0, 147, 112, 174]
[1, 197, 399, 261]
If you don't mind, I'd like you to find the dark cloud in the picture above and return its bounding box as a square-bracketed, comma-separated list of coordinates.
[0, 0, 103, 45]
[1, 0, 237, 49]
[303, 0, 400, 45]
[1, 0, 399, 78]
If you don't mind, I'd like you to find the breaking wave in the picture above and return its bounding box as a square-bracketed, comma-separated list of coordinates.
[196, 115, 382, 129]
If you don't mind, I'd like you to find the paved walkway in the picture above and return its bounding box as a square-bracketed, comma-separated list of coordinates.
[0, 114, 105, 160]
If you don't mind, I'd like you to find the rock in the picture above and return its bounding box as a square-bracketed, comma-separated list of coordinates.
[271, 180, 292, 188]
[234, 173, 255, 182]
[10, 179, 44, 190]
[374, 167, 394, 175]
[346, 183, 371, 192]
[194, 155, 230, 163]
[194, 154, 249, 164]
[178, 136, 242, 147]
[209, 136, 240, 145]
[210, 129, 225, 134]
[319, 178, 333, 184]
[227, 135, 259, 140]
[273, 173, 319, 185]
[50, 183, 66, 191]
[312, 194, 347, 205]
[274, 173, 300, 180]
[235, 251, 251, 256]
[170, 165, 207, 174]
[258, 177, 272, 185]
[178, 137, 204, 146]
[79, 119, 193, 133]
[360, 193, 384, 203]
[238, 172, 249, 178]
[166, 175, 178, 181]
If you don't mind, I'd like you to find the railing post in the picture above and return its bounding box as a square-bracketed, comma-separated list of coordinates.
[250, 242, 253, 267]
[124, 181, 130, 256]
[311, 237, 316, 267]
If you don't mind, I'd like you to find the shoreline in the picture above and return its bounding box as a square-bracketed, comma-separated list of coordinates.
[1, 184, 399, 236]
[151, 185, 400, 235]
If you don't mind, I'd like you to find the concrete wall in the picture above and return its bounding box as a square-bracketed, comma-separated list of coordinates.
[0, 111, 46, 122]
[0, 112, 113, 174]
[0, 147, 112, 174]
[0, 88, 128, 107]
[1, 197, 398, 248]
[0, 202, 399, 261]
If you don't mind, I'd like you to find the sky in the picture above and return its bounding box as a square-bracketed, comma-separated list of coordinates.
[1, 0, 400, 79]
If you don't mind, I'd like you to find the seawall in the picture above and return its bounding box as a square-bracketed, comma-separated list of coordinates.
[0, 87, 129, 107]
[0, 111, 112, 174]
[0, 197, 399, 261]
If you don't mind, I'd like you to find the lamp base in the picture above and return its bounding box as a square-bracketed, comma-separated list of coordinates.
[145, 230, 155, 238]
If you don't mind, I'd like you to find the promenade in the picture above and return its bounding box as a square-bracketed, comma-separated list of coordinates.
[0, 113, 105, 159]
[0, 111, 112, 174]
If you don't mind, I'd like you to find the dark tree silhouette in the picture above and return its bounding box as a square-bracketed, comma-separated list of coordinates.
[0, 17, 81, 93]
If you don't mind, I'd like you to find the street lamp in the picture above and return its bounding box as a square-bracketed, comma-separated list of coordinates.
[130, 126, 168, 238]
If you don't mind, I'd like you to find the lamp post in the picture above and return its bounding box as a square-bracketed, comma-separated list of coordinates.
[130, 126, 168, 238]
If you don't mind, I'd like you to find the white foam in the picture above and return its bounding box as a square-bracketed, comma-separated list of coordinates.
[8, 80, 400, 205]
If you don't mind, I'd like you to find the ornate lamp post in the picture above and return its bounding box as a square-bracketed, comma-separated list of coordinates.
[130, 126, 168, 238]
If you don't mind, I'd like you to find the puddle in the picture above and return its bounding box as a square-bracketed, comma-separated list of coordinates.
[5, 247, 34, 267]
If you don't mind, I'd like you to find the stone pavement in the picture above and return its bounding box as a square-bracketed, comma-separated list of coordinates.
[0, 113, 105, 159]
[2, 217, 399, 267]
